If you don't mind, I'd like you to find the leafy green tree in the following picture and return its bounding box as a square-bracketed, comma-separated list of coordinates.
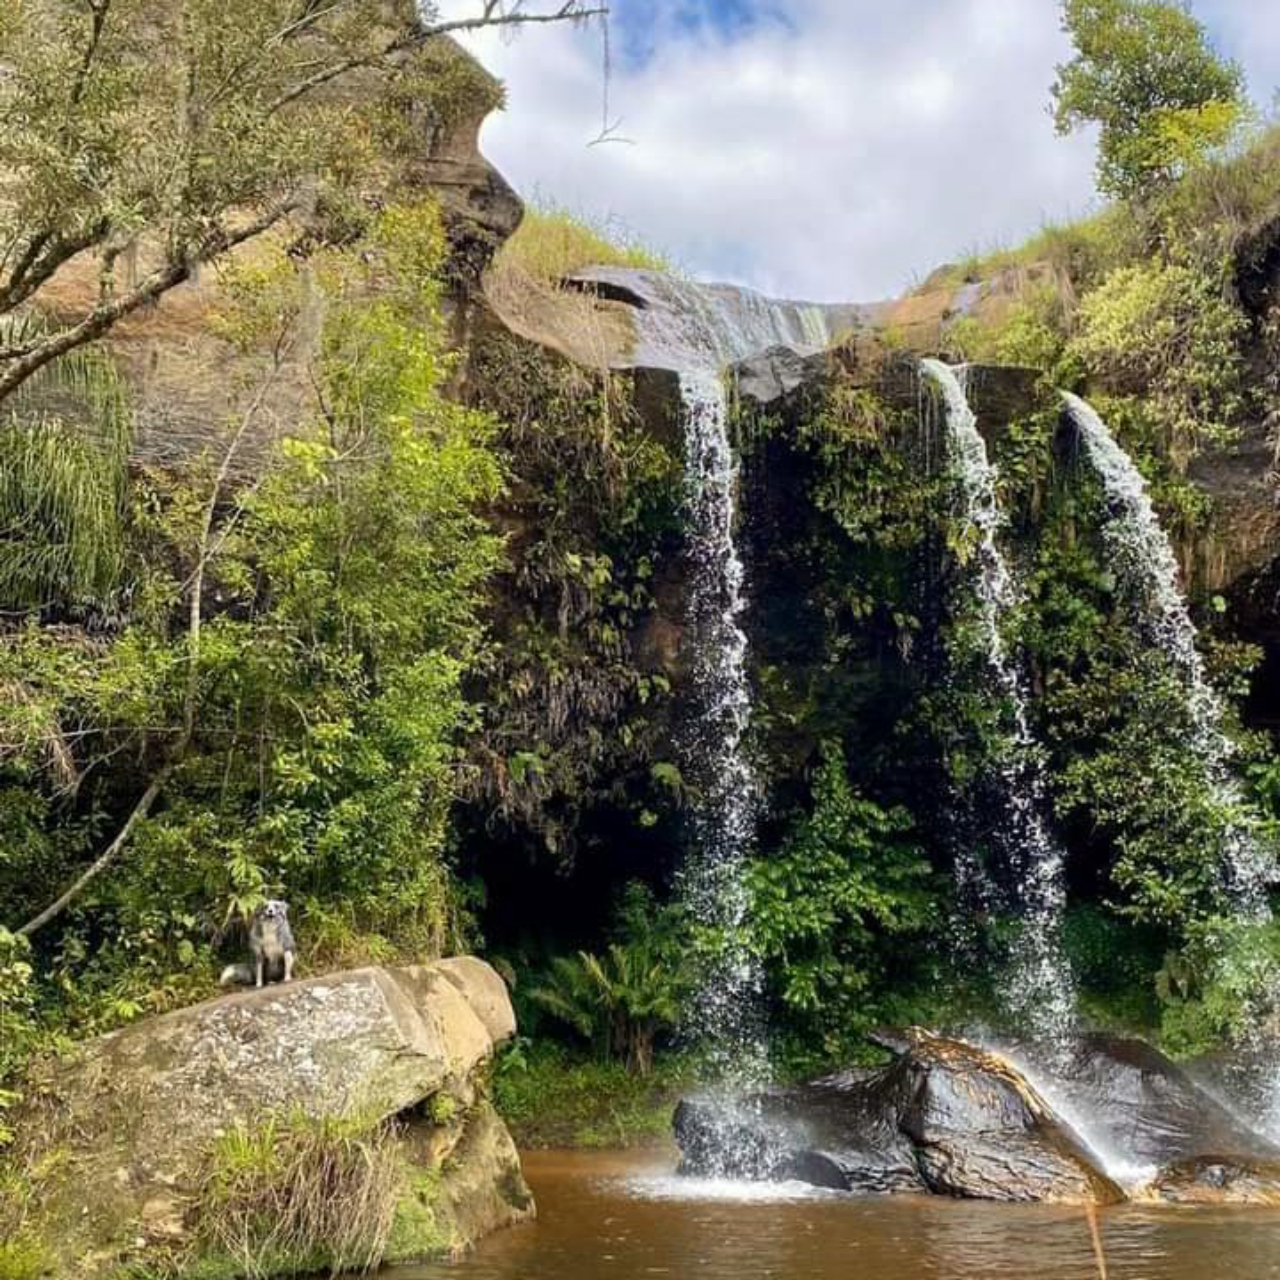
[0, 201, 503, 1009]
[0, 0, 604, 404]
[1052, 0, 1247, 201]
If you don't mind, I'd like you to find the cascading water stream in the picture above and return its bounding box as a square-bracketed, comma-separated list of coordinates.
[1063, 393, 1276, 917]
[675, 370, 766, 1096]
[922, 359, 1076, 1047]
[1064, 393, 1280, 1135]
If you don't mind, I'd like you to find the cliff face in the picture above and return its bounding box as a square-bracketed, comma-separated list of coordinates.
[32, 32, 520, 475]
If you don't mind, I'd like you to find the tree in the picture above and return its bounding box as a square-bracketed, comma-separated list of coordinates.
[1052, 0, 1246, 202]
[0, 0, 606, 404]
[1, 202, 504, 980]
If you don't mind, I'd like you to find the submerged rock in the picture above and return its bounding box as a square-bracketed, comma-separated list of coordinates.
[11, 959, 532, 1278]
[675, 1028, 1124, 1204]
[1143, 1155, 1280, 1205]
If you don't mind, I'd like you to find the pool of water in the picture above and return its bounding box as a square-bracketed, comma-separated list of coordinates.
[389, 1149, 1280, 1280]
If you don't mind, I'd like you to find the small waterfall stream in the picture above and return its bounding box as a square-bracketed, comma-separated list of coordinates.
[1064, 393, 1280, 1134]
[614, 278, 852, 1101]
[676, 370, 766, 1093]
[1063, 393, 1276, 917]
[922, 359, 1076, 1045]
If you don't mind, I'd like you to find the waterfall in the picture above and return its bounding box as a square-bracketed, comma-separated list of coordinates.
[1065, 393, 1280, 1138]
[675, 370, 767, 1095]
[922, 359, 1077, 1046]
[1063, 393, 1276, 919]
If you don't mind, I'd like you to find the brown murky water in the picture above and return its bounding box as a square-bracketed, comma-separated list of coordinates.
[388, 1149, 1280, 1280]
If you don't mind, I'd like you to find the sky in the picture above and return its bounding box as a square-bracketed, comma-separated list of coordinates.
[439, 1, 1280, 303]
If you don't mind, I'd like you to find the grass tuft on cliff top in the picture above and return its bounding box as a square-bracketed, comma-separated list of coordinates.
[496, 199, 673, 284]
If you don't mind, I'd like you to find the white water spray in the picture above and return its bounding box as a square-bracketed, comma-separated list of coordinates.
[675, 371, 767, 1095]
[922, 359, 1076, 1046]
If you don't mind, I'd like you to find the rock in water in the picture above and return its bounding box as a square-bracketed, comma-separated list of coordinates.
[1023, 1032, 1280, 1172]
[676, 1027, 1124, 1204]
[1144, 1155, 1280, 1205]
[10, 960, 533, 1277]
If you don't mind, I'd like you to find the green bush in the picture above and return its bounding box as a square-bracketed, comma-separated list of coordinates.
[1069, 256, 1248, 461]
[528, 884, 690, 1076]
[748, 743, 939, 1062]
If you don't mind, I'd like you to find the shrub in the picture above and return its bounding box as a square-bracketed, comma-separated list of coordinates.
[528, 885, 689, 1075]
[1069, 256, 1248, 461]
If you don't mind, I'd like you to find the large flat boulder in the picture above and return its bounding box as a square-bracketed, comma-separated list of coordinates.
[11, 959, 532, 1278]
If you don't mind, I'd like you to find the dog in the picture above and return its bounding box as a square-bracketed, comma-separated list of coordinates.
[219, 899, 296, 988]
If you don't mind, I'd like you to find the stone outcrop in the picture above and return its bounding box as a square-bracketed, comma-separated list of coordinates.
[675, 1028, 1125, 1204]
[1024, 1033, 1280, 1175]
[674, 1027, 1280, 1206]
[13, 959, 531, 1278]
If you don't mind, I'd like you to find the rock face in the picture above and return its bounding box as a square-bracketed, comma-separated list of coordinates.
[674, 1027, 1280, 1205]
[14, 959, 532, 1277]
[675, 1028, 1125, 1204]
[1023, 1033, 1280, 1175]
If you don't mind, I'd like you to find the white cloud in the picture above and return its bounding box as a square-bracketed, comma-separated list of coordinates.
[439, 1, 1279, 303]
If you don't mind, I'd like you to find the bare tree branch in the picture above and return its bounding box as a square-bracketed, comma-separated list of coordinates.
[0, 221, 112, 314]
[266, 3, 608, 116]
[0, 201, 296, 402]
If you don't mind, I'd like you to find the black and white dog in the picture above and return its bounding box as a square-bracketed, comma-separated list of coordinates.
[219, 899, 296, 988]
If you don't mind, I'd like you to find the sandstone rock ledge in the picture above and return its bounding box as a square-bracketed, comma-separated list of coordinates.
[9, 958, 532, 1278]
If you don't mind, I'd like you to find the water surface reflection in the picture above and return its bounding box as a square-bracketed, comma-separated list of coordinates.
[390, 1149, 1280, 1280]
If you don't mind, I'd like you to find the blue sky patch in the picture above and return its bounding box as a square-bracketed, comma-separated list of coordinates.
[613, 0, 795, 68]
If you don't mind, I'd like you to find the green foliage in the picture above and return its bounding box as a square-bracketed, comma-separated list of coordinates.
[0, 327, 131, 609]
[193, 1111, 402, 1279]
[749, 744, 937, 1060]
[1061, 904, 1164, 1032]
[1053, 0, 1247, 201]
[462, 330, 683, 863]
[0, 202, 502, 1030]
[1048, 650, 1245, 928]
[493, 1039, 695, 1148]
[1157, 918, 1280, 1056]
[0, 1238, 52, 1280]
[0, 930, 35, 1144]
[1069, 255, 1248, 459]
[529, 884, 690, 1075]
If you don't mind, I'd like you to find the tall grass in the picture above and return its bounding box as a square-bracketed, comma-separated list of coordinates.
[0, 314, 132, 610]
[496, 199, 672, 284]
[194, 1112, 403, 1278]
